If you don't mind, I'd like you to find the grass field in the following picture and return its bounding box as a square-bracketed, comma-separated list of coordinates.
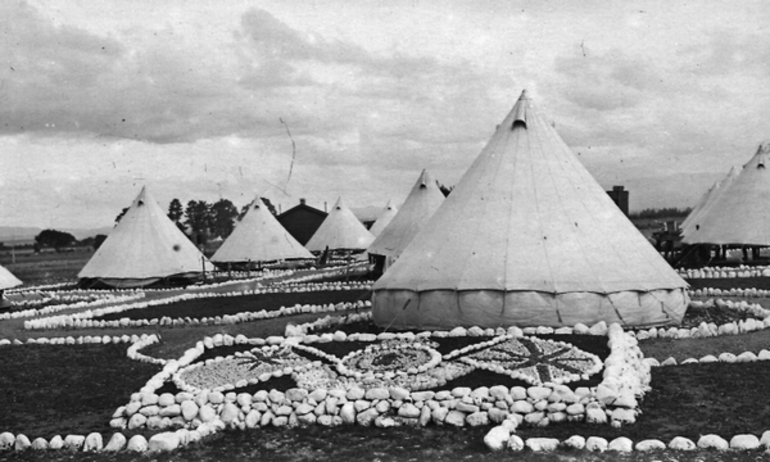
[3, 256, 770, 460]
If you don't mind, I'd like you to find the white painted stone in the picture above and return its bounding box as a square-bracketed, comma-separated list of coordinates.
[444, 411, 466, 427]
[668, 436, 696, 450]
[697, 434, 728, 450]
[149, 432, 180, 452]
[507, 435, 525, 451]
[14, 434, 30, 451]
[730, 434, 760, 450]
[48, 435, 64, 450]
[30, 437, 48, 450]
[0, 432, 14, 450]
[608, 437, 633, 452]
[62, 434, 85, 451]
[104, 433, 126, 452]
[483, 425, 510, 451]
[561, 435, 585, 450]
[466, 411, 489, 427]
[585, 436, 608, 452]
[83, 433, 103, 452]
[635, 439, 666, 451]
[525, 438, 559, 452]
[760, 430, 770, 448]
[127, 435, 148, 452]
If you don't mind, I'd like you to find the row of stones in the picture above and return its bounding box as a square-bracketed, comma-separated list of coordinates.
[0, 332, 160, 364]
[678, 266, 770, 280]
[114, 384, 637, 435]
[484, 426, 770, 453]
[632, 298, 770, 341]
[691, 286, 770, 299]
[0, 426, 217, 453]
[649, 349, 770, 367]
[22, 282, 372, 331]
[0, 292, 146, 321]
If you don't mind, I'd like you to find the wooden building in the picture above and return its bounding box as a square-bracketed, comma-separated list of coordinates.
[276, 199, 328, 246]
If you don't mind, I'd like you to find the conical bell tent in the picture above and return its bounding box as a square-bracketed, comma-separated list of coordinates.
[681, 148, 770, 245]
[305, 197, 375, 252]
[212, 196, 313, 265]
[373, 90, 689, 329]
[681, 166, 739, 240]
[368, 200, 398, 237]
[368, 169, 445, 261]
[0, 264, 22, 290]
[79, 186, 214, 288]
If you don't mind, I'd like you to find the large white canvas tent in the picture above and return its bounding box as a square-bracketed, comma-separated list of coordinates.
[79, 186, 214, 288]
[0, 265, 22, 290]
[305, 197, 375, 252]
[680, 157, 765, 244]
[212, 196, 313, 265]
[368, 200, 398, 237]
[373, 90, 689, 329]
[680, 166, 739, 240]
[367, 169, 445, 261]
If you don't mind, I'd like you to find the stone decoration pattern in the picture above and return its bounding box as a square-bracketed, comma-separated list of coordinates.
[0, 292, 147, 321]
[22, 281, 372, 331]
[2, 305, 770, 454]
[117, 322, 647, 437]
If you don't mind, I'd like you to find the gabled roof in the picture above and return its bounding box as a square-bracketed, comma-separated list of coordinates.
[373, 90, 688, 329]
[277, 202, 327, 219]
[78, 186, 213, 281]
[368, 200, 398, 237]
[683, 143, 770, 245]
[367, 169, 444, 258]
[212, 196, 313, 263]
[305, 197, 375, 251]
[0, 264, 22, 290]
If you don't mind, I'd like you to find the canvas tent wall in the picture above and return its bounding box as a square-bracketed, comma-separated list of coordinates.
[680, 166, 739, 240]
[305, 197, 375, 252]
[367, 169, 445, 266]
[368, 200, 398, 237]
[0, 264, 21, 290]
[78, 186, 214, 288]
[680, 155, 769, 245]
[212, 196, 313, 265]
[373, 90, 689, 330]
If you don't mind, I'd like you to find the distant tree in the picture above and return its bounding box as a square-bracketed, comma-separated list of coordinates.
[115, 207, 129, 225]
[238, 203, 250, 221]
[34, 229, 76, 251]
[628, 207, 693, 220]
[80, 234, 108, 250]
[437, 182, 454, 197]
[261, 197, 277, 216]
[210, 198, 238, 238]
[185, 200, 211, 246]
[168, 198, 184, 223]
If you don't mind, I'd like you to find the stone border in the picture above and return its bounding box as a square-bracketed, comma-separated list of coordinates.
[22, 282, 372, 331]
[679, 266, 770, 279]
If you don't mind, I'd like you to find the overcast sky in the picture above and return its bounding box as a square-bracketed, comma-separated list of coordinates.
[2, 0, 769, 229]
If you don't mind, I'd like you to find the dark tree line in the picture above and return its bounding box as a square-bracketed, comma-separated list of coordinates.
[115, 196, 277, 246]
[628, 207, 692, 219]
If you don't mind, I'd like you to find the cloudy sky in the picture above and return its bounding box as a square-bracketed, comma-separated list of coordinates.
[2, 0, 769, 229]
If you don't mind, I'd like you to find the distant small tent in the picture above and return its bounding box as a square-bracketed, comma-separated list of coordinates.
[211, 196, 313, 266]
[682, 164, 752, 244]
[78, 186, 214, 288]
[367, 169, 445, 268]
[305, 197, 375, 252]
[0, 264, 22, 290]
[368, 200, 398, 237]
[373, 90, 689, 330]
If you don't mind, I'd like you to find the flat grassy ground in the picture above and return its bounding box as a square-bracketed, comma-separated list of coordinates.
[5, 273, 770, 460]
[0, 250, 92, 286]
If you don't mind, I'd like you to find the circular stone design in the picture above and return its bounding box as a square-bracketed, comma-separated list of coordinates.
[337, 341, 442, 379]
